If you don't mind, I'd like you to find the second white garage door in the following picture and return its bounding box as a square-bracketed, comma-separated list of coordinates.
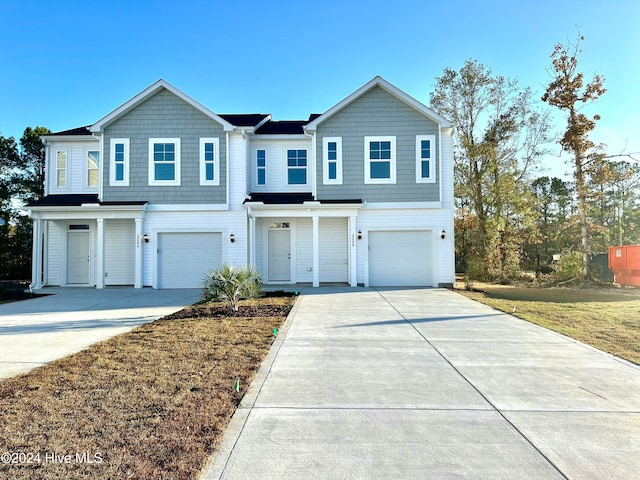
[368, 230, 432, 286]
[157, 232, 222, 288]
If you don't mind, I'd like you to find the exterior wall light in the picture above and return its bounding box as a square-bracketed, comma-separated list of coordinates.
[440, 230, 446, 239]
[357, 230, 363, 240]
[230, 234, 235, 243]
[142, 234, 149, 243]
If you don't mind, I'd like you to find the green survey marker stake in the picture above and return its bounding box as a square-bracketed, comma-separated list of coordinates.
[294, 290, 299, 296]
[273, 327, 278, 335]
[233, 378, 240, 393]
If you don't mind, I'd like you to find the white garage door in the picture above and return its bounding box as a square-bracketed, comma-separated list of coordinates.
[369, 231, 432, 286]
[158, 232, 222, 288]
[319, 218, 348, 283]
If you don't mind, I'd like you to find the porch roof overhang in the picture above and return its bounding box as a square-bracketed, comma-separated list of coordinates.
[244, 199, 362, 218]
[26, 195, 147, 220]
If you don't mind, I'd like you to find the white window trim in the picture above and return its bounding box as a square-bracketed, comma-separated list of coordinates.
[364, 136, 396, 184]
[256, 148, 267, 186]
[109, 138, 130, 186]
[55, 148, 68, 189]
[416, 135, 436, 183]
[199, 137, 220, 186]
[85, 148, 100, 189]
[323, 137, 343, 185]
[286, 148, 309, 186]
[149, 138, 181, 186]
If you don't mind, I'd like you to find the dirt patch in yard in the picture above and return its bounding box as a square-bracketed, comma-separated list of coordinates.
[0, 293, 296, 480]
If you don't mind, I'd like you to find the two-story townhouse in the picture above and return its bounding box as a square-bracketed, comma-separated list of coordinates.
[26, 76, 455, 290]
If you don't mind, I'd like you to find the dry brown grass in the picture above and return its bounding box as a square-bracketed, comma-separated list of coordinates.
[456, 283, 640, 364]
[0, 294, 295, 480]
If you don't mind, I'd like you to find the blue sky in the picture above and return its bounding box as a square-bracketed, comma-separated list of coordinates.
[1, 0, 638, 179]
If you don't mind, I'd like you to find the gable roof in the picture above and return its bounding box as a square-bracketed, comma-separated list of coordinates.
[90, 79, 235, 133]
[304, 76, 453, 131]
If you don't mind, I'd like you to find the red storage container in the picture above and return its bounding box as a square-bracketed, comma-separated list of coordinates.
[609, 245, 640, 287]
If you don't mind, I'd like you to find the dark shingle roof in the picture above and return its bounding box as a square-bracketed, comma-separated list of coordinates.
[50, 126, 92, 136]
[245, 192, 314, 204]
[255, 120, 310, 135]
[218, 114, 270, 127]
[26, 194, 147, 207]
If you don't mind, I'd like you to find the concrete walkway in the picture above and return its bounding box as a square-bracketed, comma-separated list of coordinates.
[203, 287, 640, 479]
[0, 287, 201, 380]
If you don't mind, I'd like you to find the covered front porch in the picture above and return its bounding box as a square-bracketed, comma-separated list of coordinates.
[26, 195, 147, 289]
[245, 198, 362, 287]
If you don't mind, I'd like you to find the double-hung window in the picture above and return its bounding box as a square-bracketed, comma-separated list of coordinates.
[86, 150, 100, 188]
[256, 149, 266, 186]
[416, 135, 436, 183]
[110, 138, 129, 186]
[287, 149, 307, 185]
[149, 138, 181, 186]
[55, 150, 67, 188]
[323, 137, 342, 185]
[199, 138, 219, 185]
[364, 136, 396, 184]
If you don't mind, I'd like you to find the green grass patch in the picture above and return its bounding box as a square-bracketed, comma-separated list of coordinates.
[456, 283, 640, 364]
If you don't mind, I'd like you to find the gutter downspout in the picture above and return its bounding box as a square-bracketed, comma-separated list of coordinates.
[303, 130, 316, 200]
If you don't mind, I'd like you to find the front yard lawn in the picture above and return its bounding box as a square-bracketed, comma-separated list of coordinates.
[0, 293, 295, 480]
[456, 283, 640, 365]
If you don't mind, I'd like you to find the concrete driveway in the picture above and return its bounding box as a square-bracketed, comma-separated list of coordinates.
[203, 287, 640, 479]
[0, 287, 201, 380]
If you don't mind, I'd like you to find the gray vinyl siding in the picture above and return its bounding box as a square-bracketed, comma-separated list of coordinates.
[316, 86, 440, 203]
[102, 89, 227, 204]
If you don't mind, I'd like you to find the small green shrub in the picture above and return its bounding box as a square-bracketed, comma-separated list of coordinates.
[202, 264, 263, 312]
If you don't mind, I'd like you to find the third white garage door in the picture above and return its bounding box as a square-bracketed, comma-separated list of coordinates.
[368, 230, 432, 286]
[157, 232, 222, 288]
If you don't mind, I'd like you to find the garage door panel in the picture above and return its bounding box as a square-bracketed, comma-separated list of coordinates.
[158, 233, 222, 289]
[369, 231, 432, 286]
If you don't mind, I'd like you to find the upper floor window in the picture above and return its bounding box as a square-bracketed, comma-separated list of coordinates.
[149, 138, 181, 186]
[56, 150, 67, 188]
[256, 149, 266, 185]
[364, 136, 396, 184]
[110, 138, 129, 186]
[323, 137, 342, 185]
[86, 150, 100, 188]
[287, 149, 307, 185]
[199, 138, 220, 186]
[416, 135, 436, 183]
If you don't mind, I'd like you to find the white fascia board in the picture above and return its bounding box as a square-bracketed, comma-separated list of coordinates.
[244, 202, 362, 217]
[27, 206, 147, 220]
[304, 76, 453, 132]
[41, 135, 99, 143]
[90, 79, 235, 132]
[249, 134, 310, 141]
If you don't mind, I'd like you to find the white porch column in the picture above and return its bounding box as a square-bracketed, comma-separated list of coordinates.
[134, 218, 143, 288]
[312, 215, 319, 287]
[349, 215, 358, 287]
[249, 215, 256, 267]
[31, 218, 43, 289]
[96, 218, 105, 289]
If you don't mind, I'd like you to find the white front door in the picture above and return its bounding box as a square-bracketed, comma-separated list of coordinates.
[67, 231, 90, 284]
[268, 229, 290, 282]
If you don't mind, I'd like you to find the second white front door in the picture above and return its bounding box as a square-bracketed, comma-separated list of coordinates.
[268, 229, 290, 282]
[67, 230, 91, 284]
